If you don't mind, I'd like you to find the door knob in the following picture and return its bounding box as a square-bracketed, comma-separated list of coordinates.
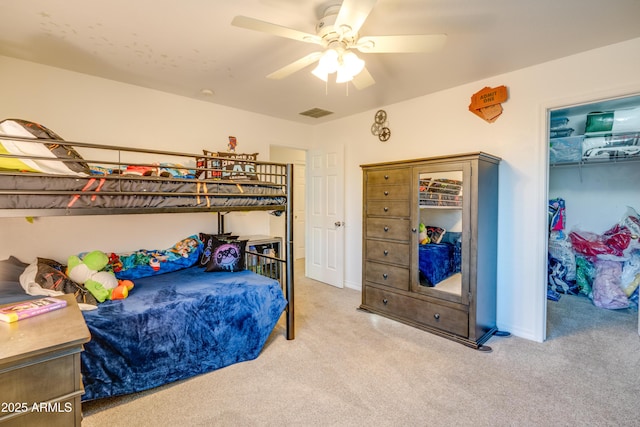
[334, 221, 344, 227]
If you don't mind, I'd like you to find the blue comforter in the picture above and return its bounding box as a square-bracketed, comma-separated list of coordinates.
[81, 266, 287, 401]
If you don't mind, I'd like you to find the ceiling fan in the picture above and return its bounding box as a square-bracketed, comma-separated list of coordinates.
[231, 0, 446, 89]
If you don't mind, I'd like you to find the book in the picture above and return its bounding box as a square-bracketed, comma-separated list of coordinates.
[0, 297, 67, 323]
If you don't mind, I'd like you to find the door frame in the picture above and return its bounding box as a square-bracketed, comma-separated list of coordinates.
[539, 86, 640, 342]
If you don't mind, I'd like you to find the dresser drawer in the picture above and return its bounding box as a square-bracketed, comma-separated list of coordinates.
[366, 168, 411, 186]
[364, 262, 409, 291]
[1, 396, 79, 427]
[366, 184, 411, 201]
[365, 200, 410, 218]
[365, 239, 410, 267]
[364, 286, 469, 337]
[366, 217, 411, 241]
[0, 352, 79, 407]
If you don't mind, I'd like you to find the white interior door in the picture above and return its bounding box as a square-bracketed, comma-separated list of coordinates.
[306, 145, 345, 288]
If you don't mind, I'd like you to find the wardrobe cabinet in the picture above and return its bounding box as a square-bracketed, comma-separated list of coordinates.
[360, 152, 502, 350]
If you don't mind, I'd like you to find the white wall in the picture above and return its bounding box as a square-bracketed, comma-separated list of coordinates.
[312, 37, 640, 342]
[549, 163, 640, 234]
[0, 56, 310, 262]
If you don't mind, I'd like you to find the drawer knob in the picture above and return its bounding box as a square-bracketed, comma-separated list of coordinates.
[383, 273, 388, 280]
[383, 206, 389, 212]
[384, 191, 389, 196]
[411, 228, 417, 233]
[384, 175, 389, 180]
[382, 298, 388, 305]
[383, 250, 389, 256]
[383, 226, 389, 232]
[434, 313, 440, 321]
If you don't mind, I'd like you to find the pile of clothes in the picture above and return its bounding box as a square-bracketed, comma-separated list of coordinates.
[548, 199, 640, 310]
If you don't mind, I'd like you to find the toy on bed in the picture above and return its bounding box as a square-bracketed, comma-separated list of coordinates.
[419, 223, 429, 244]
[67, 250, 134, 302]
[108, 235, 201, 280]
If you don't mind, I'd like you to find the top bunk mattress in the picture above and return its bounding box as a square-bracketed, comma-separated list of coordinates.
[0, 173, 286, 212]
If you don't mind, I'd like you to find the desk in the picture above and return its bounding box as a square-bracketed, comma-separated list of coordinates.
[0, 294, 90, 426]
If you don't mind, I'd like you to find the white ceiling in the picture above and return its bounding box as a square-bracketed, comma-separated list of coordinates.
[1, 0, 640, 124]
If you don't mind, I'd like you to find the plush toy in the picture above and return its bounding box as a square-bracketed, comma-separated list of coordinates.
[67, 250, 134, 302]
[419, 223, 430, 245]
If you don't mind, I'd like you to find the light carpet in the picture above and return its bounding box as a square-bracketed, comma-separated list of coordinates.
[82, 260, 640, 426]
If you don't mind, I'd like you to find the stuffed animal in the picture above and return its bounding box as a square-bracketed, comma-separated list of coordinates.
[419, 223, 430, 245]
[67, 250, 134, 302]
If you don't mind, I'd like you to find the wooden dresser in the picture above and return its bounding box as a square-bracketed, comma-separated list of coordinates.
[361, 153, 501, 350]
[363, 165, 413, 292]
[0, 294, 90, 426]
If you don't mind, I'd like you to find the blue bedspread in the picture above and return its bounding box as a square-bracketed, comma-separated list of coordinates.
[81, 266, 287, 401]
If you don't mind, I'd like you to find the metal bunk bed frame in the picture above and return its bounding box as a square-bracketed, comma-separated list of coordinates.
[0, 135, 295, 339]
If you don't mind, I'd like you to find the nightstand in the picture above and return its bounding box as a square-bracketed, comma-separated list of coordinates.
[242, 235, 283, 281]
[0, 294, 90, 426]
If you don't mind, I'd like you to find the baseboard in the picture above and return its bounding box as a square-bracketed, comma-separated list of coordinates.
[344, 280, 361, 291]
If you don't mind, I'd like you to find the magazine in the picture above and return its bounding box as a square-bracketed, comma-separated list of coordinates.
[0, 297, 67, 323]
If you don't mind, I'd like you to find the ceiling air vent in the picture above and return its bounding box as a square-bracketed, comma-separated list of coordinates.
[299, 108, 334, 119]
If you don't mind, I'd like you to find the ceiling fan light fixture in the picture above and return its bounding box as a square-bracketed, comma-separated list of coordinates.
[335, 67, 354, 83]
[312, 49, 365, 84]
[318, 48, 339, 74]
[233, 1, 448, 90]
[342, 51, 365, 76]
[311, 65, 329, 82]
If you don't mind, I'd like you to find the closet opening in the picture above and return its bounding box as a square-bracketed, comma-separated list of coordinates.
[545, 93, 640, 339]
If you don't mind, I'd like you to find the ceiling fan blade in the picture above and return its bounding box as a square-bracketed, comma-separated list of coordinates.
[266, 51, 323, 80]
[351, 66, 375, 90]
[357, 34, 447, 53]
[334, 0, 378, 35]
[232, 16, 322, 45]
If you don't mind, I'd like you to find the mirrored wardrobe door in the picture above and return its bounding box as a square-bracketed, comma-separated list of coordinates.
[412, 163, 470, 304]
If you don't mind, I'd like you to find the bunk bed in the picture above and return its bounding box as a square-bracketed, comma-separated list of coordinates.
[0, 124, 295, 401]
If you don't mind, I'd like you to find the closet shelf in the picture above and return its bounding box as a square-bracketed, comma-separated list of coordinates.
[550, 156, 640, 168]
